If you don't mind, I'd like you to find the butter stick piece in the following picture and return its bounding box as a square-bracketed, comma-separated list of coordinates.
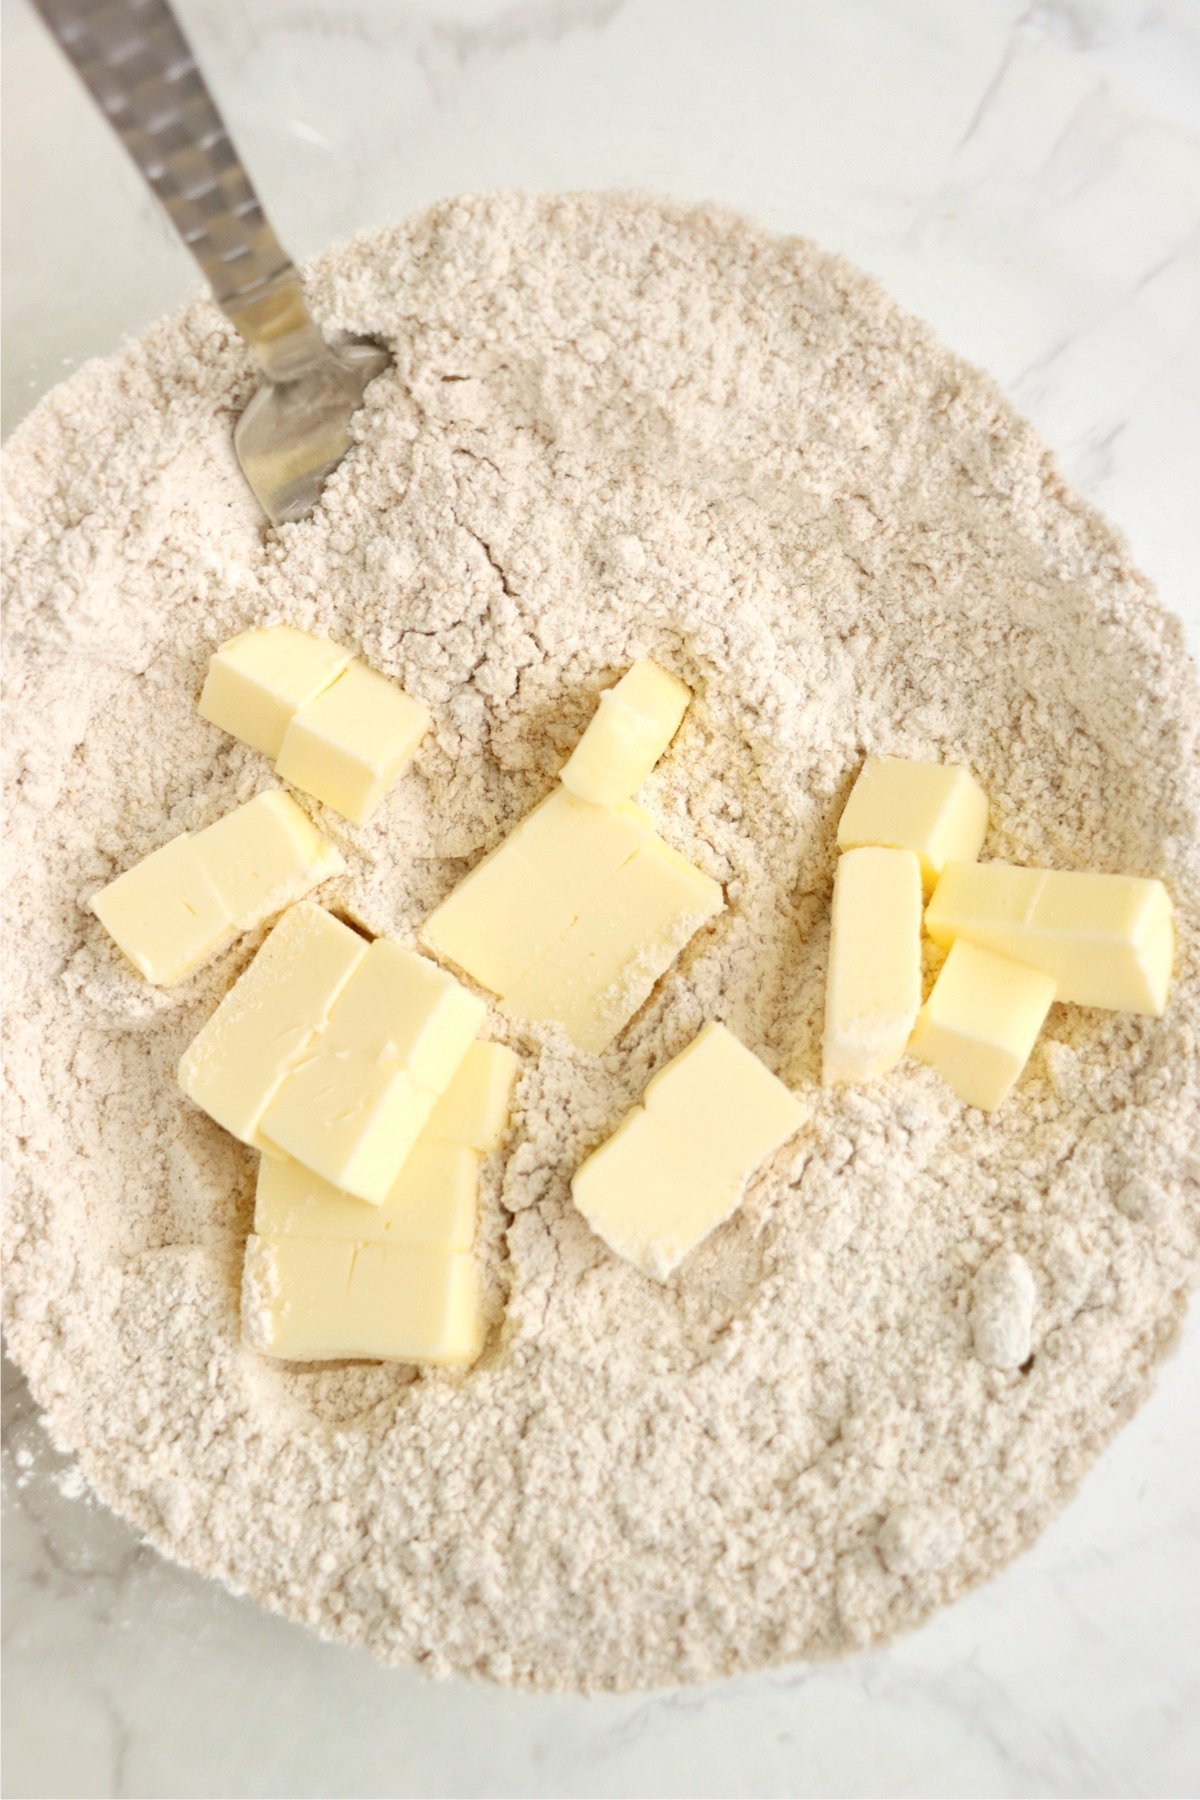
[823, 847, 922, 1084]
[926, 861, 1174, 1016]
[90, 834, 232, 985]
[499, 836, 723, 1053]
[178, 903, 368, 1147]
[198, 625, 352, 759]
[560, 660, 691, 806]
[425, 1042, 521, 1152]
[643, 1022, 803, 1183]
[837, 756, 988, 893]
[275, 661, 430, 823]
[321, 938, 485, 1089]
[193, 790, 343, 926]
[421, 789, 657, 996]
[242, 1235, 483, 1365]
[259, 1049, 437, 1206]
[572, 1023, 802, 1280]
[255, 1143, 479, 1249]
[572, 1108, 739, 1282]
[910, 940, 1056, 1111]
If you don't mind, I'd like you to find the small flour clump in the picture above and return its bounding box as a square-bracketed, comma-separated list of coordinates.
[3, 193, 1199, 1693]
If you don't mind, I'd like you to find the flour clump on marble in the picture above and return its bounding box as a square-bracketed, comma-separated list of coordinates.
[3, 192, 1199, 1693]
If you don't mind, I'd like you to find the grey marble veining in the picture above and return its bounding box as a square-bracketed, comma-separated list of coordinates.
[3, 1, 1198, 1794]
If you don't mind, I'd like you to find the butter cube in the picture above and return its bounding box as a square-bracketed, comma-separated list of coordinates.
[90, 833, 232, 985]
[926, 861, 1174, 1016]
[179, 904, 367, 1145]
[242, 1235, 483, 1365]
[255, 1143, 479, 1249]
[322, 937, 485, 1091]
[837, 756, 988, 892]
[260, 1049, 437, 1205]
[910, 940, 1056, 1111]
[91, 792, 343, 987]
[572, 1108, 739, 1281]
[560, 660, 691, 805]
[421, 789, 657, 994]
[500, 836, 724, 1053]
[193, 790, 343, 925]
[425, 1042, 521, 1152]
[275, 661, 430, 823]
[643, 1022, 804, 1182]
[823, 847, 922, 1084]
[572, 1023, 803, 1279]
[198, 625, 352, 759]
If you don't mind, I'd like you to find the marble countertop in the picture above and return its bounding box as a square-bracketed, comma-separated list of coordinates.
[3, 0, 1198, 1794]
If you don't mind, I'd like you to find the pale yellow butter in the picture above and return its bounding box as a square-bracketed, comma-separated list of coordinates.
[823, 847, 923, 1084]
[90, 833, 232, 985]
[837, 755, 988, 892]
[926, 861, 1174, 1016]
[91, 792, 342, 987]
[500, 837, 724, 1053]
[321, 938, 485, 1090]
[255, 1142, 479, 1249]
[198, 625, 352, 759]
[421, 789, 657, 995]
[572, 1108, 738, 1281]
[259, 1049, 436, 1205]
[572, 1023, 803, 1280]
[193, 790, 344, 924]
[178, 904, 367, 1146]
[643, 1021, 804, 1182]
[910, 939, 1056, 1111]
[425, 1042, 521, 1152]
[275, 661, 431, 823]
[242, 1235, 483, 1365]
[560, 659, 691, 806]
[259, 936, 483, 1203]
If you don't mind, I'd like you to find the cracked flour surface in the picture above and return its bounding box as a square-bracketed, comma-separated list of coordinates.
[3, 193, 1199, 1693]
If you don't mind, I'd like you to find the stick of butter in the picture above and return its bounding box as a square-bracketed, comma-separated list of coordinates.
[259, 937, 485, 1203]
[572, 1023, 803, 1280]
[837, 755, 988, 892]
[422, 788, 723, 1053]
[926, 861, 1174, 1016]
[89, 790, 342, 986]
[910, 939, 1056, 1111]
[560, 660, 691, 806]
[178, 903, 368, 1146]
[275, 661, 431, 824]
[242, 1235, 483, 1365]
[255, 1143, 479, 1249]
[823, 847, 922, 1085]
[422, 789, 658, 995]
[499, 837, 724, 1054]
[425, 1041, 521, 1152]
[198, 625, 352, 759]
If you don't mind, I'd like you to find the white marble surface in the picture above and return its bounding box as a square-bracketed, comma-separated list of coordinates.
[3, 0, 1199, 1794]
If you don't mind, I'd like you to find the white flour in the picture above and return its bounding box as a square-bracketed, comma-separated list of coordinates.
[3, 193, 1199, 1693]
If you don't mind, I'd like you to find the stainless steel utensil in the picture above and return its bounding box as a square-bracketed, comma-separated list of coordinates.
[31, 0, 390, 525]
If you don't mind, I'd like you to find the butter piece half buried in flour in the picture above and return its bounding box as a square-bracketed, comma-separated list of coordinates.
[925, 860, 1173, 1017]
[560, 659, 691, 806]
[909, 939, 1056, 1111]
[242, 1235, 483, 1366]
[89, 790, 342, 986]
[836, 755, 988, 894]
[823, 846, 922, 1085]
[572, 1023, 803, 1280]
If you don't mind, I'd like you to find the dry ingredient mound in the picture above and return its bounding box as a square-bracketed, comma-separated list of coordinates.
[3, 192, 1199, 1694]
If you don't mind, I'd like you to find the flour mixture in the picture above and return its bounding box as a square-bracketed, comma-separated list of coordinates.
[3, 193, 1198, 1691]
